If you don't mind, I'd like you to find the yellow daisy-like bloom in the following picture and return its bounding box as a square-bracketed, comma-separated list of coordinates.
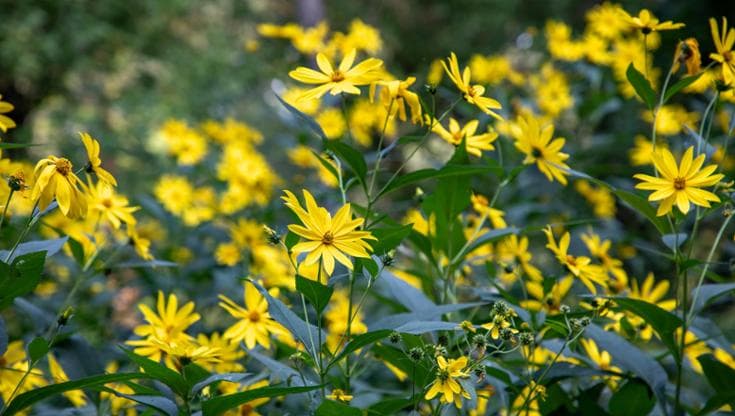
[370, 76, 423, 125]
[620, 9, 685, 34]
[634, 146, 724, 216]
[218, 282, 292, 350]
[709, 17, 735, 85]
[86, 180, 138, 229]
[127, 291, 200, 362]
[0, 341, 46, 403]
[282, 189, 376, 276]
[442, 52, 503, 120]
[425, 356, 470, 409]
[31, 155, 88, 218]
[673, 38, 701, 76]
[482, 314, 517, 340]
[511, 115, 570, 185]
[48, 354, 87, 407]
[0, 95, 16, 133]
[128, 226, 154, 261]
[288, 49, 383, 101]
[150, 338, 222, 371]
[428, 117, 498, 158]
[326, 389, 354, 403]
[80, 132, 117, 186]
[543, 226, 607, 294]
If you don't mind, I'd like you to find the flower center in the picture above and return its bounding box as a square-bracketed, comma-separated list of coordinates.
[673, 177, 686, 190]
[438, 369, 450, 382]
[248, 310, 261, 322]
[102, 198, 113, 208]
[724, 51, 734, 63]
[322, 231, 334, 245]
[467, 86, 477, 98]
[55, 158, 73, 176]
[331, 70, 345, 82]
[0, 356, 6, 366]
[531, 147, 543, 158]
[565, 255, 577, 267]
[240, 404, 254, 416]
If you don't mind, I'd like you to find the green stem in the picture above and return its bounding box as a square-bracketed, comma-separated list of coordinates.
[686, 213, 733, 323]
[0, 189, 14, 230]
[5, 200, 40, 262]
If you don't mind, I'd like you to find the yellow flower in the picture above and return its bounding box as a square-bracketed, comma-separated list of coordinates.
[86, 180, 138, 229]
[219, 282, 292, 349]
[316, 108, 347, 139]
[126, 292, 199, 362]
[150, 338, 222, 371]
[575, 180, 616, 219]
[511, 115, 570, 185]
[282, 189, 376, 275]
[510, 381, 545, 416]
[48, 354, 87, 407]
[634, 146, 724, 215]
[221, 379, 271, 416]
[370, 77, 423, 125]
[80, 132, 117, 186]
[621, 9, 684, 34]
[31, 155, 87, 218]
[543, 226, 607, 294]
[522, 276, 574, 313]
[289, 49, 383, 101]
[579, 338, 622, 387]
[101, 362, 137, 416]
[428, 117, 498, 158]
[710, 17, 735, 86]
[629, 135, 667, 166]
[195, 332, 245, 373]
[673, 38, 701, 76]
[496, 234, 543, 283]
[425, 356, 470, 408]
[326, 389, 354, 403]
[470, 193, 507, 228]
[128, 226, 154, 261]
[585, 3, 627, 40]
[482, 314, 517, 340]
[642, 105, 699, 136]
[215, 242, 242, 266]
[0, 95, 16, 133]
[442, 52, 503, 120]
[0, 341, 46, 403]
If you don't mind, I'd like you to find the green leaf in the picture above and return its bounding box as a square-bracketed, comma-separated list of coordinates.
[612, 297, 682, 361]
[664, 73, 703, 103]
[379, 164, 502, 198]
[122, 348, 188, 397]
[457, 227, 518, 264]
[2, 372, 147, 415]
[250, 280, 326, 355]
[0, 317, 7, 356]
[698, 354, 735, 394]
[27, 337, 49, 364]
[328, 330, 392, 370]
[0, 237, 67, 263]
[190, 373, 249, 395]
[613, 189, 670, 235]
[697, 392, 735, 415]
[316, 399, 362, 416]
[325, 140, 367, 185]
[105, 392, 179, 416]
[368, 397, 416, 414]
[356, 257, 379, 278]
[585, 325, 668, 405]
[296, 274, 333, 314]
[626, 63, 656, 110]
[201, 385, 321, 415]
[369, 224, 413, 254]
[692, 283, 735, 313]
[274, 92, 327, 139]
[182, 363, 210, 392]
[0, 142, 41, 150]
[608, 378, 655, 416]
[0, 251, 47, 311]
[284, 231, 300, 251]
[661, 233, 687, 251]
